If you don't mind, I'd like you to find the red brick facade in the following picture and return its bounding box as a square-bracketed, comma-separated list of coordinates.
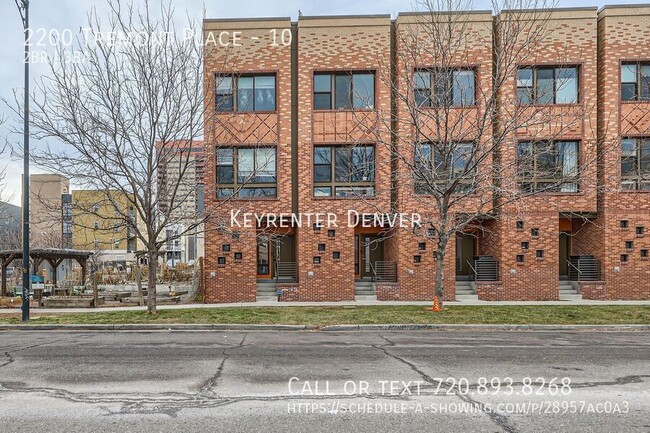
[202, 6, 650, 303]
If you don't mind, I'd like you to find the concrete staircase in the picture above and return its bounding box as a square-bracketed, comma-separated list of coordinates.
[355, 280, 377, 301]
[455, 280, 478, 302]
[559, 281, 582, 301]
[256, 280, 278, 302]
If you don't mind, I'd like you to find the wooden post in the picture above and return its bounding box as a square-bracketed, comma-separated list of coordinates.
[92, 268, 98, 308]
[1, 258, 6, 296]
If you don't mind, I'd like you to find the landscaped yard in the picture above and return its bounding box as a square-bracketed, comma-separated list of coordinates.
[0, 305, 649, 326]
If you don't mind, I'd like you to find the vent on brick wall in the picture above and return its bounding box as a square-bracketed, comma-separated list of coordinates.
[568, 255, 600, 281]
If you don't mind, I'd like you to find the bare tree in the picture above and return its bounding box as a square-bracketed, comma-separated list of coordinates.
[355, 0, 606, 309]
[14, 0, 210, 313]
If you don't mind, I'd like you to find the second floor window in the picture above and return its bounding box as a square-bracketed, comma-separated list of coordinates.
[216, 147, 277, 198]
[313, 146, 375, 197]
[621, 138, 650, 191]
[216, 74, 276, 112]
[414, 142, 476, 194]
[414, 69, 475, 107]
[621, 63, 650, 101]
[517, 66, 578, 104]
[517, 141, 579, 193]
[313, 72, 375, 110]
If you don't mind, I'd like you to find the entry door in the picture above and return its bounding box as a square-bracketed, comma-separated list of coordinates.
[359, 235, 383, 279]
[456, 234, 476, 279]
[559, 233, 571, 278]
[257, 236, 271, 278]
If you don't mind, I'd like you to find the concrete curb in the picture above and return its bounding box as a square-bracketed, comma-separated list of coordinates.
[0, 323, 648, 331]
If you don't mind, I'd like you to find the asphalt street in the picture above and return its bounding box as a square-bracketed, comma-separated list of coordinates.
[0, 330, 648, 432]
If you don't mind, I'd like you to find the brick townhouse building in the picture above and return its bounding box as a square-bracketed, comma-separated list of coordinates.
[202, 5, 650, 303]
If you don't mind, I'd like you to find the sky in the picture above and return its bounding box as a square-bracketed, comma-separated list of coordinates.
[0, 0, 643, 205]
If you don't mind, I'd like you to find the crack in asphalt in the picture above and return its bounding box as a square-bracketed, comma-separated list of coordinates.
[199, 334, 247, 396]
[0, 351, 14, 369]
[374, 335, 518, 433]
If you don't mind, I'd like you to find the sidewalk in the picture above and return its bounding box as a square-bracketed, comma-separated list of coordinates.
[0, 299, 649, 314]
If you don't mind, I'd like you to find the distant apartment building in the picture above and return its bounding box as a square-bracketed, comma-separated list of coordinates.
[157, 141, 205, 265]
[71, 189, 140, 264]
[0, 201, 21, 250]
[200, 5, 649, 303]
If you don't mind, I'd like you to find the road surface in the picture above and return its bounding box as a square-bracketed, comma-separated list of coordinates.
[0, 330, 648, 432]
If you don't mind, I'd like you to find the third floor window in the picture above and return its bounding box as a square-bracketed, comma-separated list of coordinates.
[216, 74, 276, 112]
[517, 66, 579, 104]
[414, 142, 476, 194]
[414, 69, 476, 107]
[621, 138, 650, 191]
[313, 72, 375, 110]
[621, 63, 650, 101]
[313, 145, 375, 197]
[216, 147, 277, 198]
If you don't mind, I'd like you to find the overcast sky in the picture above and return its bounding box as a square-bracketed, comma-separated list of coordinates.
[0, 0, 642, 205]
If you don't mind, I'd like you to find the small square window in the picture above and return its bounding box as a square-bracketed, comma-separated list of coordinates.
[636, 227, 645, 236]
[413, 255, 422, 263]
[234, 252, 243, 261]
[516, 221, 524, 230]
[531, 228, 540, 237]
[313, 223, 321, 232]
[625, 241, 634, 250]
[620, 220, 629, 229]
[232, 232, 240, 240]
[536, 250, 544, 259]
[516, 254, 525, 263]
[418, 242, 426, 251]
[620, 254, 629, 263]
[318, 243, 326, 252]
[222, 244, 231, 252]
[427, 228, 436, 237]
[217, 256, 226, 265]
[313, 256, 321, 264]
[333, 251, 341, 260]
[327, 229, 336, 238]
[521, 241, 529, 250]
[641, 249, 649, 259]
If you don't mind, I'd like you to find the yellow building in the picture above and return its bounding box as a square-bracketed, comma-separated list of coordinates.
[71, 190, 139, 263]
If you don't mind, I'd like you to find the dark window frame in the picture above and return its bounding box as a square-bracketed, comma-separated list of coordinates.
[313, 71, 376, 110]
[517, 140, 580, 193]
[216, 73, 277, 112]
[621, 62, 650, 102]
[313, 145, 375, 198]
[216, 146, 278, 199]
[414, 142, 477, 194]
[414, 68, 477, 107]
[516, 66, 580, 105]
[621, 137, 650, 191]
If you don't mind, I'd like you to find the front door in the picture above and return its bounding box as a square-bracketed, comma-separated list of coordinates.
[559, 233, 571, 279]
[358, 235, 383, 279]
[456, 234, 477, 280]
[257, 236, 271, 278]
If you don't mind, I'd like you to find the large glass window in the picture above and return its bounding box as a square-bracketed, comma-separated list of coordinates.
[313, 72, 375, 110]
[517, 141, 579, 192]
[216, 147, 277, 198]
[216, 74, 276, 112]
[621, 63, 650, 101]
[414, 142, 476, 194]
[313, 146, 375, 197]
[621, 138, 650, 190]
[517, 66, 579, 104]
[414, 69, 476, 107]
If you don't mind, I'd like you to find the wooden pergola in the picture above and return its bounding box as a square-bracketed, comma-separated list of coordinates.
[0, 249, 93, 296]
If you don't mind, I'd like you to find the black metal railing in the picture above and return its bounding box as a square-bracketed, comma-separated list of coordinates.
[568, 256, 600, 281]
[471, 256, 499, 281]
[372, 261, 397, 282]
[275, 262, 297, 282]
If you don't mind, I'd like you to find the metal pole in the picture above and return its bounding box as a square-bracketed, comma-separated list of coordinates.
[17, 0, 30, 322]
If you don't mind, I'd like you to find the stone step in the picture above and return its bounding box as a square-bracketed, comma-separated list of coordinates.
[256, 297, 278, 303]
[559, 294, 583, 301]
[455, 294, 479, 301]
[355, 295, 378, 301]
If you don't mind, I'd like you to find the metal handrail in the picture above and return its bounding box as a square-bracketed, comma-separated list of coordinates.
[566, 260, 582, 275]
[466, 260, 478, 280]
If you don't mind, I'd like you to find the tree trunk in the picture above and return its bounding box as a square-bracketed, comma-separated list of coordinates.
[434, 238, 448, 311]
[147, 250, 157, 314]
[92, 270, 99, 308]
[134, 258, 144, 306]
